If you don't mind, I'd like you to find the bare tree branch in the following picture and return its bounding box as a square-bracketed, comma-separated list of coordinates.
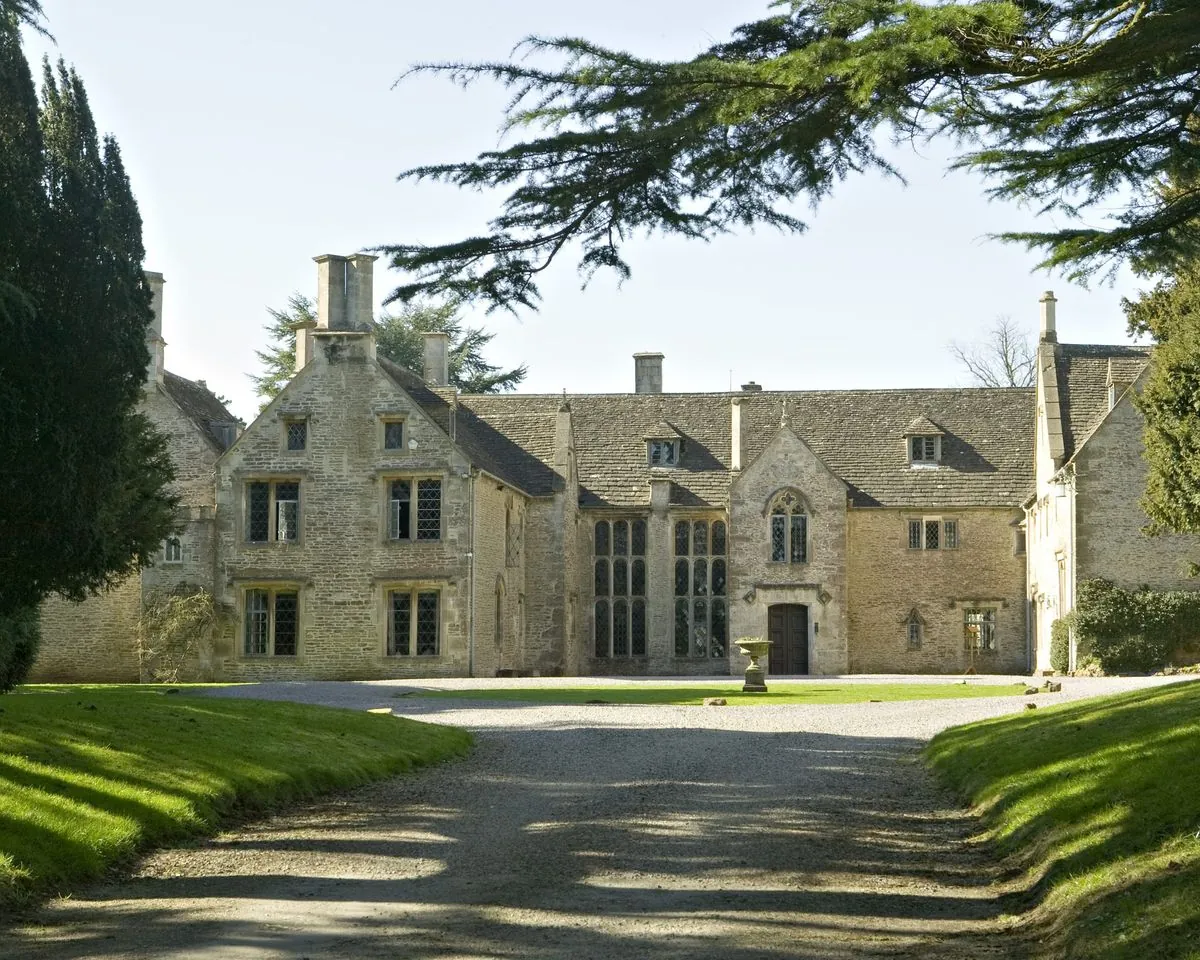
[949, 316, 1036, 388]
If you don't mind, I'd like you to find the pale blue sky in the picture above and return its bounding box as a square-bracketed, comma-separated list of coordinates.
[24, 1, 1144, 422]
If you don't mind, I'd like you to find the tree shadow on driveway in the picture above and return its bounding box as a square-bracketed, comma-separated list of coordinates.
[2, 722, 1023, 960]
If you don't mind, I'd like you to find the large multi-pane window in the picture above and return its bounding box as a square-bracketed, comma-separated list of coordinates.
[243, 588, 299, 656]
[963, 608, 997, 652]
[387, 588, 440, 656]
[769, 491, 807, 563]
[675, 518, 728, 658]
[594, 519, 647, 657]
[388, 478, 442, 541]
[246, 480, 300, 543]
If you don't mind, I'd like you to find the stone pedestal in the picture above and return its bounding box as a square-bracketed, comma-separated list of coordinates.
[736, 638, 773, 693]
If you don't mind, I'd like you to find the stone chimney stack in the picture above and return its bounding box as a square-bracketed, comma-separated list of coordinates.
[292, 315, 317, 372]
[1040, 290, 1058, 342]
[634, 352, 663, 394]
[423, 332, 450, 386]
[314, 253, 376, 331]
[144, 270, 165, 387]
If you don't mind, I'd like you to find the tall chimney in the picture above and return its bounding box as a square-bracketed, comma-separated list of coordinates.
[731, 397, 742, 471]
[345, 253, 377, 330]
[1040, 290, 1058, 342]
[314, 254, 348, 330]
[423, 332, 450, 386]
[292, 315, 317, 372]
[634, 352, 663, 394]
[144, 270, 165, 386]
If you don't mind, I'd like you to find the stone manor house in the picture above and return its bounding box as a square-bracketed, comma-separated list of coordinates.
[32, 256, 1199, 682]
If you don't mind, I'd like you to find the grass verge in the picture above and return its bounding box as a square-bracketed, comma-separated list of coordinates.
[410, 681, 1027, 706]
[926, 680, 1200, 960]
[0, 686, 471, 913]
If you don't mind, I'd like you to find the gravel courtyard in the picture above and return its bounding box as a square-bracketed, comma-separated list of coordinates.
[5, 676, 1190, 960]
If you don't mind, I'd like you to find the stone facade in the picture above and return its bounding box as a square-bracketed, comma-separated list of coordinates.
[41, 268, 1191, 682]
[1025, 300, 1200, 672]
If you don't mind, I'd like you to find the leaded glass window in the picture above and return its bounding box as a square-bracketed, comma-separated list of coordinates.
[594, 519, 647, 657]
[648, 440, 678, 467]
[246, 480, 300, 543]
[163, 537, 182, 564]
[416, 479, 441, 540]
[768, 491, 807, 564]
[906, 611, 922, 650]
[387, 589, 440, 656]
[286, 419, 307, 451]
[243, 588, 298, 656]
[674, 517, 728, 658]
[909, 517, 959, 550]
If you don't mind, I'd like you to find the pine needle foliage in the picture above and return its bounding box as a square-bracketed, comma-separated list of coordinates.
[382, 0, 1200, 311]
[251, 295, 526, 404]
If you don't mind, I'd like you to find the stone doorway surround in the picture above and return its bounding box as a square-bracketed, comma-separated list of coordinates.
[731, 580, 845, 676]
[768, 602, 810, 675]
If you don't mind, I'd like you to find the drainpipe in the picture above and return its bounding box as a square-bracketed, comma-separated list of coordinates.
[467, 469, 477, 678]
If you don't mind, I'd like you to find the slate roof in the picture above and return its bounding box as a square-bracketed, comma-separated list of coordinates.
[1055, 344, 1150, 459]
[161, 371, 239, 451]
[460, 387, 1035, 509]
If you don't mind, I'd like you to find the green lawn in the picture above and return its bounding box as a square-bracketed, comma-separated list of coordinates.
[0, 686, 471, 912]
[410, 681, 1028, 706]
[926, 680, 1200, 960]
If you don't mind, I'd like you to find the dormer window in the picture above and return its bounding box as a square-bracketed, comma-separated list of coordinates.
[910, 436, 940, 463]
[903, 415, 945, 466]
[649, 440, 679, 467]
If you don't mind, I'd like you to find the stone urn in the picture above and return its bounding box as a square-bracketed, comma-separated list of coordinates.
[736, 637, 774, 693]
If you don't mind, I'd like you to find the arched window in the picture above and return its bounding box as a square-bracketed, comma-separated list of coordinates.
[905, 609, 923, 650]
[768, 491, 808, 563]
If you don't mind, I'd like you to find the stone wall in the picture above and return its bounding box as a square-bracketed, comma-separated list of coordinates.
[847, 507, 1027, 674]
[728, 426, 850, 676]
[470, 480, 528, 677]
[1075, 395, 1200, 591]
[213, 332, 471, 680]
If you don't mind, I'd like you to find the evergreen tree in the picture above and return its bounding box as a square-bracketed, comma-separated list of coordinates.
[251, 295, 527, 404]
[382, 0, 1200, 311]
[1124, 266, 1200, 537]
[0, 11, 176, 622]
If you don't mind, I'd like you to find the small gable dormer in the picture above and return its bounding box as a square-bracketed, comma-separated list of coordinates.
[644, 420, 682, 468]
[903, 415, 945, 466]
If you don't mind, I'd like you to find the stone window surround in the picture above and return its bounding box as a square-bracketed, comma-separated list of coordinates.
[240, 475, 306, 546]
[905, 608, 924, 650]
[673, 515, 729, 660]
[381, 582, 443, 658]
[380, 473, 444, 544]
[962, 605, 999, 654]
[906, 516, 959, 551]
[765, 489, 811, 564]
[162, 536, 183, 565]
[236, 581, 304, 659]
[592, 517, 649, 658]
[647, 439, 679, 468]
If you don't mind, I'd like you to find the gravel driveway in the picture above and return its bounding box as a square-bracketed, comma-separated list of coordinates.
[5, 675, 1191, 960]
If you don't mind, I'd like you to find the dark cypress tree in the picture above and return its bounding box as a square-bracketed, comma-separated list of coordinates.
[0, 16, 176, 627]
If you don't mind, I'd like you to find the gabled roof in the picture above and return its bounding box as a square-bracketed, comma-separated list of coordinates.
[1054, 344, 1151, 459]
[161, 371, 238, 451]
[463, 388, 1034, 509]
[378, 358, 561, 496]
[643, 420, 683, 440]
[903, 414, 945, 436]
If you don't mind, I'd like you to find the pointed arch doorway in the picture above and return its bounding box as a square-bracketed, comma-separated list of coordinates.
[767, 604, 809, 675]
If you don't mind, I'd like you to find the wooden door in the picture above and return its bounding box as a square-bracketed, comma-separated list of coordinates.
[767, 604, 809, 675]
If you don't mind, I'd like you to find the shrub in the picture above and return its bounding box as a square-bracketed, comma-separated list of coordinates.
[1050, 616, 1072, 674]
[1071, 579, 1200, 674]
[0, 606, 41, 693]
[136, 588, 226, 682]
